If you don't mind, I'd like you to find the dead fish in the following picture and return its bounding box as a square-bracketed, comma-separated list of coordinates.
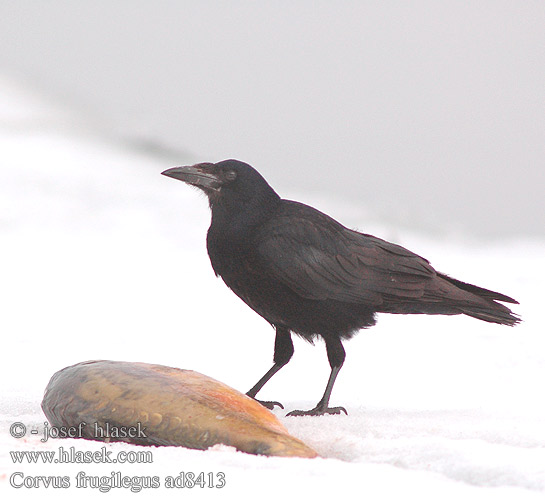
[41, 360, 318, 458]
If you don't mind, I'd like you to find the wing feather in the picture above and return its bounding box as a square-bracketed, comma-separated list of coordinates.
[254, 201, 435, 305]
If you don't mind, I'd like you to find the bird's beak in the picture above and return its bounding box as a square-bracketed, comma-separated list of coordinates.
[161, 163, 221, 192]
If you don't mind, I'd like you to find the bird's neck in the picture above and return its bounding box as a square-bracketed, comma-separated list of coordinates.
[208, 191, 280, 248]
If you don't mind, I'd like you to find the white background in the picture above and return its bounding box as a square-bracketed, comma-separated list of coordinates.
[1, 1, 544, 237]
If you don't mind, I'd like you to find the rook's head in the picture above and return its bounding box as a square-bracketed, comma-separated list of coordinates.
[162, 159, 278, 209]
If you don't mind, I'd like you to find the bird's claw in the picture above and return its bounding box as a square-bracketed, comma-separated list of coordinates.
[252, 399, 284, 410]
[286, 405, 348, 417]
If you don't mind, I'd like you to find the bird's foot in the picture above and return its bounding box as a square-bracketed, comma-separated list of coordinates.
[251, 398, 284, 410]
[286, 405, 347, 417]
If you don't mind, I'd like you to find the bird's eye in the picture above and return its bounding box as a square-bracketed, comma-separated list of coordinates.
[224, 170, 237, 181]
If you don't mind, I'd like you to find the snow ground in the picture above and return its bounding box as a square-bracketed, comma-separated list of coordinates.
[1, 75, 544, 498]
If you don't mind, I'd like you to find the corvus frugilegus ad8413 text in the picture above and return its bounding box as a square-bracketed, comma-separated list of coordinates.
[162, 160, 520, 416]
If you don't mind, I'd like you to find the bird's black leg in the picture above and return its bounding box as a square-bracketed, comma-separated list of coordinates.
[246, 326, 293, 410]
[287, 336, 348, 416]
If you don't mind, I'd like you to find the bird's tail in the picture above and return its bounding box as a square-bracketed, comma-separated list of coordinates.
[438, 273, 521, 326]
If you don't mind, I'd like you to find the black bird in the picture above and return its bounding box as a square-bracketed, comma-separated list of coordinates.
[162, 160, 520, 416]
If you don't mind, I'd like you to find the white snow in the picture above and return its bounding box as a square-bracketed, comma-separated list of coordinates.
[1, 75, 544, 499]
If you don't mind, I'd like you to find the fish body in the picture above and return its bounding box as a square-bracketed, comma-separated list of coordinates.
[42, 360, 317, 458]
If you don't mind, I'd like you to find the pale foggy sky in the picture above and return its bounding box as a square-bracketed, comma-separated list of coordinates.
[1, 1, 544, 237]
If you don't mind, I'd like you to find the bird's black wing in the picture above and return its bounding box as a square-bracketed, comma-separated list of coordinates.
[254, 201, 436, 306]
